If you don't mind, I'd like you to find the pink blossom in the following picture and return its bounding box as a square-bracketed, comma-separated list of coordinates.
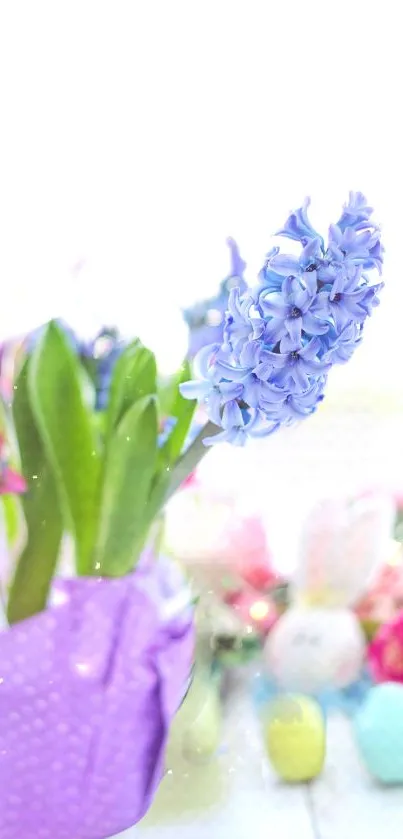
[180, 470, 198, 490]
[0, 434, 27, 495]
[224, 588, 278, 635]
[355, 561, 403, 624]
[368, 613, 403, 683]
[220, 515, 279, 591]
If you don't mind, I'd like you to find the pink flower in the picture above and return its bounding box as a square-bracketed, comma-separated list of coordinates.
[393, 491, 403, 512]
[355, 560, 403, 624]
[220, 515, 279, 591]
[368, 613, 403, 683]
[224, 588, 279, 635]
[0, 434, 27, 495]
[180, 470, 198, 490]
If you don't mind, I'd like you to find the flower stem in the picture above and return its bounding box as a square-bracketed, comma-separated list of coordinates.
[166, 420, 220, 500]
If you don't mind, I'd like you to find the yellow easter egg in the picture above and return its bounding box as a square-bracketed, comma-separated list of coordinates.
[263, 694, 325, 782]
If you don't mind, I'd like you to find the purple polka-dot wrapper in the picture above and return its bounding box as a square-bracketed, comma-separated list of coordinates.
[0, 566, 194, 839]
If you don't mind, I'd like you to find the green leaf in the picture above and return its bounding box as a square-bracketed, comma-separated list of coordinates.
[28, 322, 101, 575]
[7, 359, 63, 624]
[142, 468, 171, 533]
[106, 340, 157, 435]
[94, 395, 158, 575]
[159, 360, 197, 465]
[1, 494, 20, 546]
[158, 373, 178, 416]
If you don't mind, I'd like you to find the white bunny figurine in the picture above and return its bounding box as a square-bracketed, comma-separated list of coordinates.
[263, 491, 395, 695]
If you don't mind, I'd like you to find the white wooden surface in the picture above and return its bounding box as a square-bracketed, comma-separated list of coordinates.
[115, 671, 403, 839]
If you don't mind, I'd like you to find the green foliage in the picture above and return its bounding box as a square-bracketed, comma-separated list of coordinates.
[158, 360, 197, 466]
[7, 360, 63, 624]
[1, 494, 20, 546]
[106, 340, 156, 436]
[28, 323, 101, 575]
[93, 396, 158, 575]
[7, 324, 204, 623]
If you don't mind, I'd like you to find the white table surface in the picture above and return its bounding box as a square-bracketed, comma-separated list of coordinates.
[115, 669, 403, 839]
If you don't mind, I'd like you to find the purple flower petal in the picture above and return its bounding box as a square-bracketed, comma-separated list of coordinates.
[179, 379, 211, 400]
[260, 292, 288, 318]
[269, 254, 301, 277]
[284, 316, 302, 344]
[214, 360, 252, 382]
[207, 389, 222, 426]
[222, 399, 243, 430]
[226, 237, 247, 280]
[298, 337, 322, 359]
[301, 311, 330, 336]
[275, 197, 323, 246]
[220, 381, 244, 401]
[253, 360, 277, 381]
[193, 343, 221, 378]
[239, 339, 264, 368]
[290, 364, 310, 391]
[259, 382, 287, 403]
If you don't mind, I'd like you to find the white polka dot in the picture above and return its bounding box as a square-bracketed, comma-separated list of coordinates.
[7, 795, 22, 806]
[15, 631, 28, 644]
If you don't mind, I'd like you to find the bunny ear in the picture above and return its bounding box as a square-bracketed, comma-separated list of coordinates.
[293, 498, 346, 604]
[337, 492, 396, 606]
[293, 493, 395, 607]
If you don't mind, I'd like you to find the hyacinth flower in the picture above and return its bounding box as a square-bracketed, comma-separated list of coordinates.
[80, 326, 127, 411]
[180, 192, 384, 446]
[183, 238, 248, 358]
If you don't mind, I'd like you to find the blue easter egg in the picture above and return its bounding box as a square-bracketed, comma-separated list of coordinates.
[355, 682, 403, 784]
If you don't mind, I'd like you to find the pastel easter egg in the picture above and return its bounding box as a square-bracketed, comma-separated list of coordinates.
[263, 694, 326, 782]
[355, 682, 403, 783]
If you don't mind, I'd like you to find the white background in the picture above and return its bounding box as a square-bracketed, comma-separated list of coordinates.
[1, 0, 402, 381]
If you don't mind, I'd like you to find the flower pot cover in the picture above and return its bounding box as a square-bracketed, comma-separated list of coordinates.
[0, 567, 194, 839]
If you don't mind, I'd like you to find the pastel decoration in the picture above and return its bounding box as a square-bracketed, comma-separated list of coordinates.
[263, 694, 326, 782]
[355, 682, 403, 784]
[294, 493, 395, 608]
[264, 492, 393, 694]
[264, 606, 365, 694]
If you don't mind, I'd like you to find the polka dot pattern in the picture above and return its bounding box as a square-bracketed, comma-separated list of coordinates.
[0, 570, 194, 839]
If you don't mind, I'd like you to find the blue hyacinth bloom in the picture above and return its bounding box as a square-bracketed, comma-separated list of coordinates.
[183, 238, 248, 358]
[275, 197, 324, 248]
[180, 192, 384, 445]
